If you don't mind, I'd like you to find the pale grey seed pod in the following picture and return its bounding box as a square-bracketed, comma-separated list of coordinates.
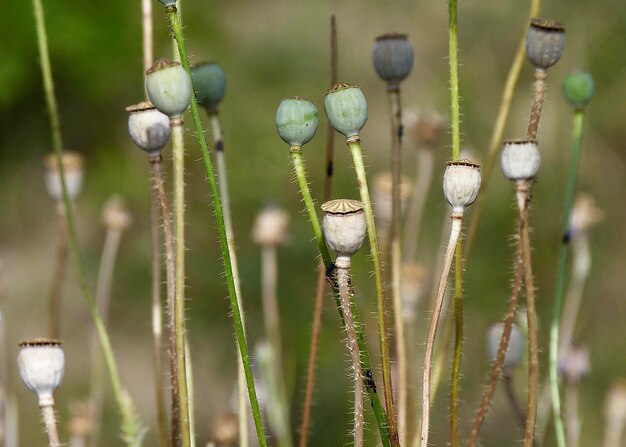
[43, 151, 84, 202]
[252, 204, 290, 246]
[401, 263, 427, 323]
[321, 199, 367, 269]
[525, 18, 566, 70]
[372, 33, 414, 86]
[559, 345, 591, 384]
[102, 196, 133, 232]
[500, 139, 541, 181]
[570, 194, 604, 238]
[373, 172, 413, 230]
[126, 101, 171, 154]
[18, 339, 64, 407]
[442, 160, 481, 215]
[324, 83, 368, 138]
[275, 97, 319, 147]
[487, 323, 525, 372]
[145, 59, 192, 119]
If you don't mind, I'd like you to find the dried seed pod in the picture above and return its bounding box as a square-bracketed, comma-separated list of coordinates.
[321, 199, 367, 268]
[373, 171, 413, 228]
[102, 196, 133, 232]
[570, 194, 604, 238]
[372, 33, 414, 86]
[562, 71, 594, 109]
[126, 101, 171, 154]
[487, 322, 525, 372]
[442, 160, 481, 215]
[405, 109, 446, 148]
[43, 151, 84, 202]
[275, 97, 319, 147]
[525, 18, 566, 70]
[145, 59, 191, 119]
[401, 263, 427, 322]
[252, 204, 289, 246]
[212, 412, 238, 446]
[559, 345, 591, 384]
[324, 83, 368, 138]
[191, 62, 227, 112]
[18, 339, 64, 407]
[500, 139, 541, 181]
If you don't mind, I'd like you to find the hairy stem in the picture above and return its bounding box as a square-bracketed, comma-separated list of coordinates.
[48, 210, 69, 339]
[41, 405, 61, 447]
[347, 138, 398, 446]
[550, 109, 586, 447]
[420, 216, 463, 447]
[451, 240, 463, 447]
[527, 70, 548, 141]
[448, 0, 461, 161]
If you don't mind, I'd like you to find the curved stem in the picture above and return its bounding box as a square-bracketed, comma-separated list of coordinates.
[165, 7, 266, 445]
[41, 405, 61, 447]
[550, 109, 586, 447]
[337, 267, 364, 447]
[451, 240, 463, 447]
[347, 139, 398, 446]
[403, 148, 434, 264]
[464, 0, 541, 257]
[48, 210, 69, 339]
[420, 216, 462, 447]
[527, 70, 548, 141]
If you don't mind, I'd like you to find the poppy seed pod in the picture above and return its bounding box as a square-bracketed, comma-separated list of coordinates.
[559, 345, 591, 384]
[321, 199, 367, 269]
[102, 196, 133, 232]
[126, 102, 171, 154]
[500, 139, 541, 181]
[43, 151, 84, 202]
[324, 83, 368, 138]
[443, 160, 481, 215]
[276, 97, 319, 147]
[562, 71, 594, 109]
[487, 323, 525, 371]
[373, 33, 414, 86]
[252, 204, 290, 246]
[156, 0, 177, 7]
[18, 339, 64, 407]
[525, 18, 566, 70]
[191, 62, 226, 112]
[146, 59, 191, 119]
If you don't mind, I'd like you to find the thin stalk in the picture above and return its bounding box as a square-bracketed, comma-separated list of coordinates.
[466, 238, 524, 447]
[420, 215, 463, 447]
[207, 111, 249, 447]
[465, 0, 542, 256]
[165, 6, 267, 445]
[451, 241, 463, 447]
[564, 382, 581, 447]
[503, 373, 528, 432]
[48, 209, 69, 339]
[298, 17, 337, 444]
[289, 147, 391, 447]
[448, 0, 461, 161]
[41, 405, 61, 447]
[150, 155, 180, 446]
[527, 70, 548, 141]
[549, 109, 586, 447]
[337, 267, 364, 447]
[185, 336, 196, 447]
[516, 182, 538, 447]
[171, 121, 191, 447]
[141, 0, 153, 72]
[33, 0, 142, 441]
[347, 138, 398, 445]
[403, 148, 434, 264]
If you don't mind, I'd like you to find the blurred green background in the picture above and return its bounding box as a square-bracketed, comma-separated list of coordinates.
[1, 0, 625, 445]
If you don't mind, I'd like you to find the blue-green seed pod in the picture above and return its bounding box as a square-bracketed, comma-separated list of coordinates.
[145, 59, 191, 119]
[324, 83, 368, 138]
[562, 71, 594, 109]
[373, 33, 414, 86]
[525, 18, 566, 70]
[276, 97, 318, 147]
[191, 62, 226, 112]
[156, 0, 177, 6]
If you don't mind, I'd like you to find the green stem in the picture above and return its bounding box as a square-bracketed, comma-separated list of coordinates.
[347, 139, 398, 446]
[550, 109, 585, 447]
[448, 0, 460, 161]
[165, 6, 266, 445]
[33, 0, 142, 443]
[171, 121, 192, 447]
[289, 147, 392, 447]
[451, 240, 463, 447]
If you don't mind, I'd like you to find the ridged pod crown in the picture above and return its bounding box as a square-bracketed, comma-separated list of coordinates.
[191, 62, 226, 111]
[487, 323, 525, 371]
[324, 83, 368, 138]
[126, 101, 171, 154]
[276, 97, 319, 147]
[525, 18, 566, 70]
[443, 160, 481, 214]
[321, 199, 366, 267]
[500, 139, 541, 181]
[373, 33, 414, 85]
[146, 59, 191, 119]
[18, 339, 65, 407]
[562, 71, 594, 109]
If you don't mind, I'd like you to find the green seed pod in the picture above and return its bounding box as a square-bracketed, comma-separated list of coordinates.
[562, 71, 594, 109]
[324, 83, 368, 138]
[373, 33, 414, 86]
[145, 59, 191, 119]
[126, 102, 171, 154]
[525, 18, 566, 70]
[276, 97, 319, 146]
[191, 62, 226, 112]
